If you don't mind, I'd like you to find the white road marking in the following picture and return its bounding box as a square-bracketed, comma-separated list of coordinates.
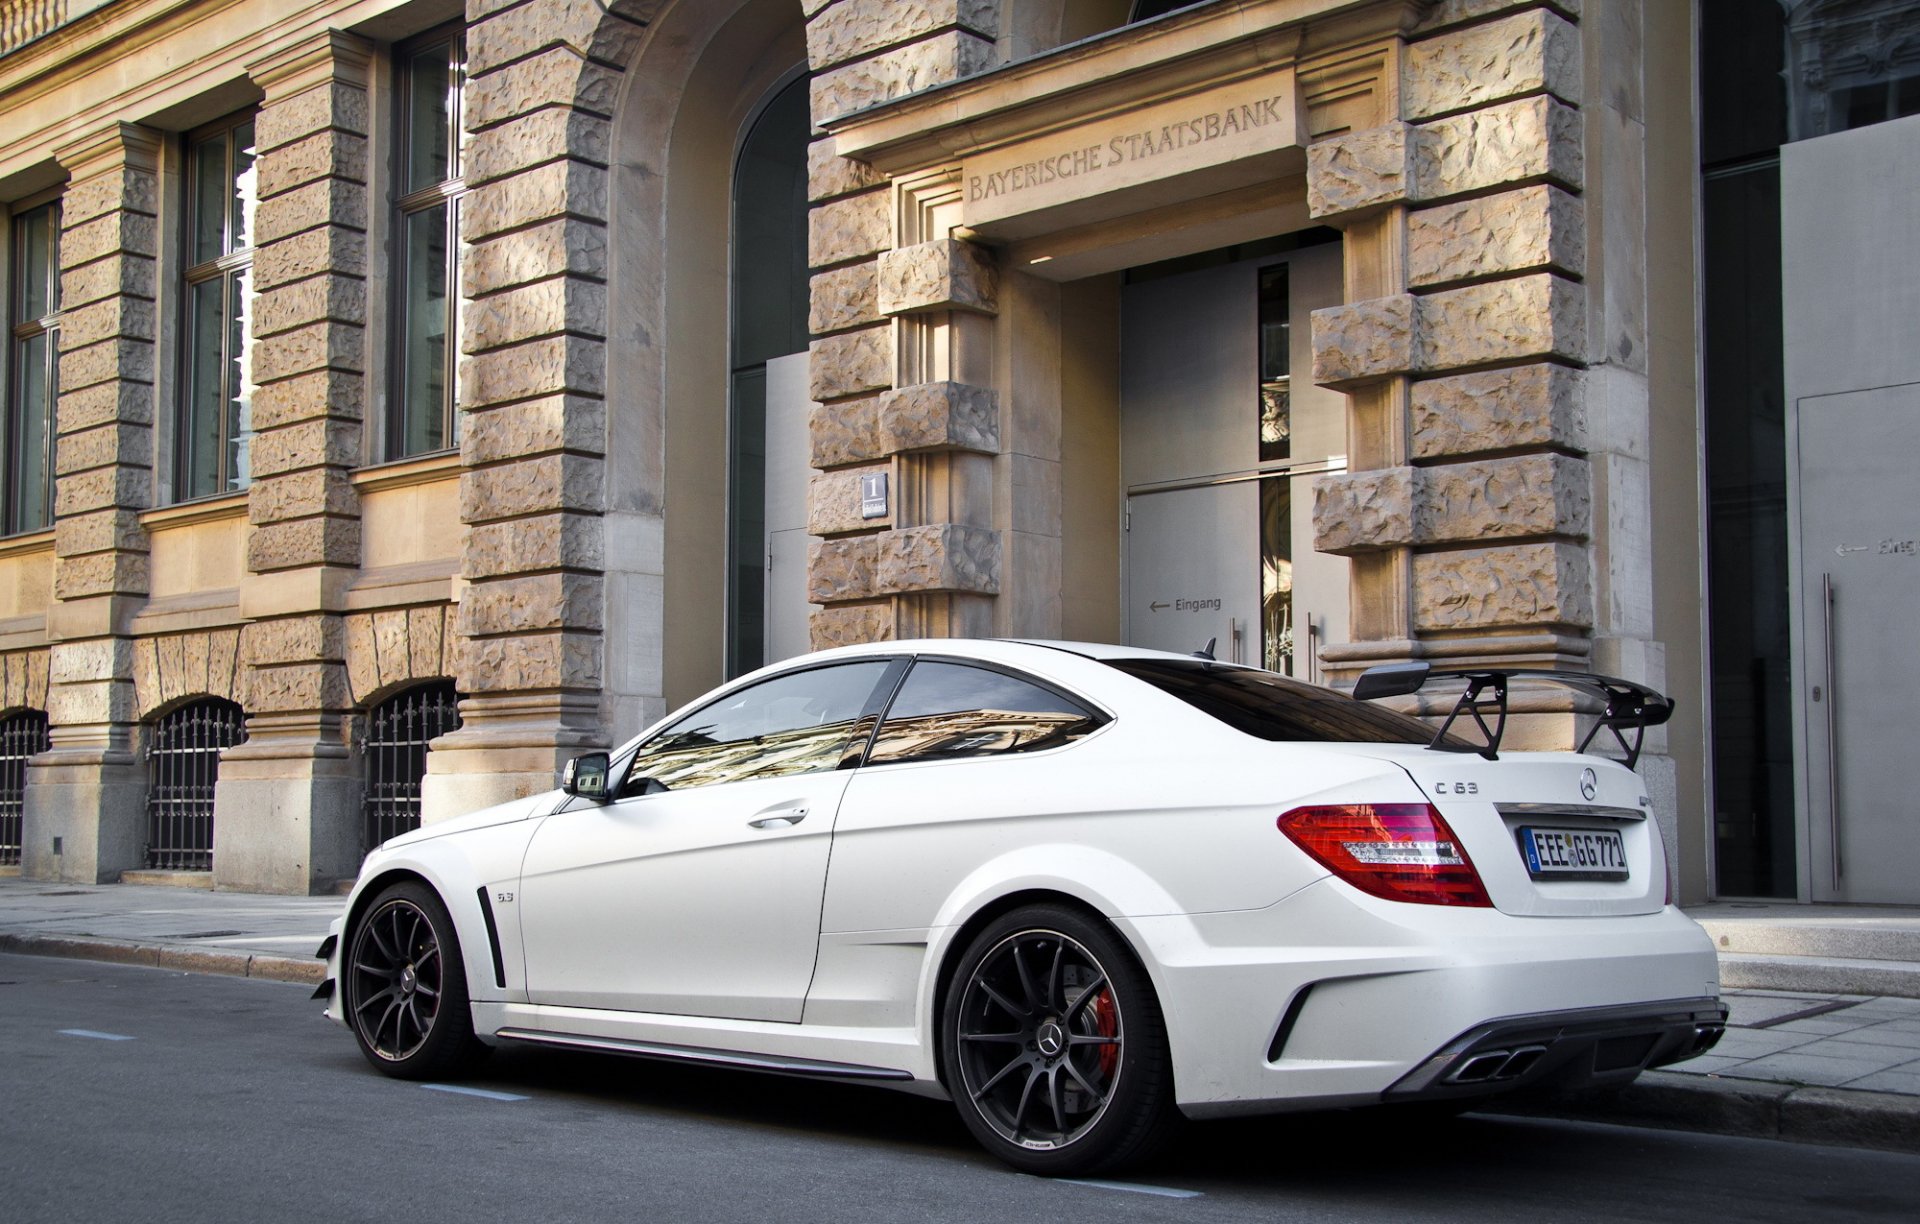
[59, 1029, 134, 1041]
[1060, 1179, 1202, 1199]
[421, 1083, 528, 1102]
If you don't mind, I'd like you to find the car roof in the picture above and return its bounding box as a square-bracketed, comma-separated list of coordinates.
[786, 637, 1222, 669]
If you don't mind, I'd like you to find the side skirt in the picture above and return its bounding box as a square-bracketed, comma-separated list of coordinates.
[493, 1027, 915, 1082]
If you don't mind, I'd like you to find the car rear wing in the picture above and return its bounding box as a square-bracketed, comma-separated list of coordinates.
[1351, 662, 1674, 769]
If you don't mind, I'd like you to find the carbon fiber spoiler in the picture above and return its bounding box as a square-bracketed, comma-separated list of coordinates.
[1351, 662, 1674, 769]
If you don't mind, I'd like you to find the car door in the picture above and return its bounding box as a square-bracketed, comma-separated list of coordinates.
[518, 658, 898, 1022]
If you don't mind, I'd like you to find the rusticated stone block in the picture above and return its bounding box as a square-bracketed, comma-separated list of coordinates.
[57, 380, 152, 431]
[876, 524, 1000, 595]
[55, 508, 146, 557]
[1414, 541, 1593, 631]
[48, 673, 139, 726]
[463, 160, 608, 243]
[1306, 122, 1411, 217]
[809, 395, 885, 468]
[249, 469, 357, 524]
[465, 512, 604, 578]
[1414, 95, 1583, 199]
[1414, 453, 1591, 544]
[60, 210, 158, 265]
[461, 454, 604, 522]
[54, 466, 149, 517]
[245, 615, 345, 666]
[810, 602, 894, 651]
[409, 604, 451, 681]
[1408, 185, 1584, 288]
[808, 464, 891, 536]
[465, 108, 611, 188]
[253, 274, 367, 337]
[1416, 0, 1582, 35]
[58, 297, 154, 349]
[1404, 10, 1580, 121]
[808, 536, 880, 603]
[60, 253, 155, 310]
[809, 137, 887, 203]
[810, 263, 879, 334]
[462, 333, 606, 406]
[252, 369, 362, 431]
[467, 0, 646, 77]
[253, 226, 366, 291]
[467, 49, 622, 128]
[809, 190, 890, 269]
[459, 630, 601, 693]
[1414, 273, 1584, 372]
[1311, 295, 1414, 387]
[810, 30, 997, 122]
[58, 337, 154, 391]
[463, 277, 607, 353]
[461, 572, 604, 635]
[247, 517, 361, 572]
[1412, 364, 1586, 460]
[53, 423, 144, 476]
[249, 418, 362, 477]
[253, 178, 368, 248]
[878, 381, 998, 454]
[465, 218, 609, 297]
[463, 395, 606, 465]
[877, 239, 997, 316]
[47, 636, 134, 686]
[807, 0, 996, 68]
[809, 327, 891, 401]
[53, 550, 148, 599]
[256, 129, 369, 199]
[61, 167, 157, 227]
[1313, 467, 1415, 555]
[243, 660, 351, 714]
[255, 83, 369, 150]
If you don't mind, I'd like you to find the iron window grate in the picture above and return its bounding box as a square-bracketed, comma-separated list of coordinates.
[145, 699, 246, 872]
[363, 681, 462, 850]
[0, 710, 50, 866]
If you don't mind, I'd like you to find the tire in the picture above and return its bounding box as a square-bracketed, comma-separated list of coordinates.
[344, 881, 485, 1079]
[940, 904, 1180, 1176]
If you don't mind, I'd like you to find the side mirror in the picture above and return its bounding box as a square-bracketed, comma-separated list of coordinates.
[561, 751, 611, 801]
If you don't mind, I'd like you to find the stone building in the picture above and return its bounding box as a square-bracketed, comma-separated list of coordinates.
[0, 0, 1913, 905]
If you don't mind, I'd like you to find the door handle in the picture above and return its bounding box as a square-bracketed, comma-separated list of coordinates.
[748, 806, 808, 829]
[1822, 572, 1842, 887]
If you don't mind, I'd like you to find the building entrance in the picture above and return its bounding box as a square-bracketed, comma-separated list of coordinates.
[1118, 239, 1347, 676]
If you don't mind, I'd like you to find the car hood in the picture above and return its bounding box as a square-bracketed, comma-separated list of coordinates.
[377, 791, 558, 851]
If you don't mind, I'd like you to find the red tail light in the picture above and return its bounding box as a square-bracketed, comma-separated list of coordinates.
[1278, 803, 1492, 907]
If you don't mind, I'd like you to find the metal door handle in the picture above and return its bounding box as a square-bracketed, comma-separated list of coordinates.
[749, 807, 808, 829]
[1822, 573, 1842, 886]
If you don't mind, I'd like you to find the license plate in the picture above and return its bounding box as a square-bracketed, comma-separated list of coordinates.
[1518, 827, 1629, 881]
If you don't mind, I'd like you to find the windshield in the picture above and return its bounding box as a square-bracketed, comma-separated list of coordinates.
[1106, 658, 1452, 746]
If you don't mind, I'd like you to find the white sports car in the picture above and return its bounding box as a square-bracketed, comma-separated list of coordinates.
[317, 639, 1725, 1174]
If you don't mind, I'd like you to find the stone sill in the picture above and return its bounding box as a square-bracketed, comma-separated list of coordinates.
[344, 558, 459, 612]
[351, 449, 461, 495]
[0, 527, 53, 561]
[141, 491, 248, 532]
[129, 587, 243, 636]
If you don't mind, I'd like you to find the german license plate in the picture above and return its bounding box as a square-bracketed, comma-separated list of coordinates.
[1518, 827, 1629, 881]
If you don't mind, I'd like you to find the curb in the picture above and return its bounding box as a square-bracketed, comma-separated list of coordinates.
[1488, 1069, 1920, 1156]
[0, 931, 324, 986]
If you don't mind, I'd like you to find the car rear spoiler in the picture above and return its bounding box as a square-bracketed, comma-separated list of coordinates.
[1351, 662, 1674, 769]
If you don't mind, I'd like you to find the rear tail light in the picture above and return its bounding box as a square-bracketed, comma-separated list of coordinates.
[1278, 803, 1492, 907]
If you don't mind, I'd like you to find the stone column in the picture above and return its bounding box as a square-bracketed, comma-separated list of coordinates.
[420, 0, 644, 817]
[213, 32, 372, 893]
[24, 123, 161, 883]
[804, 1, 1005, 648]
[1307, 4, 1595, 749]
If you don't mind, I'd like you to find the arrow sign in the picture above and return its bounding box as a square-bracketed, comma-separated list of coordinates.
[1149, 601, 1169, 612]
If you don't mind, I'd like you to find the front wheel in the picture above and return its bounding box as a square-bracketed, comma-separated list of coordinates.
[940, 905, 1179, 1175]
[345, 881, 485, 1079]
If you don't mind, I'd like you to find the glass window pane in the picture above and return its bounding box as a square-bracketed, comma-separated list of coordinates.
[1106, 658, 1449, 746]
[16, 204, 57, 318]
[628, 661, 891, 791]
[231, 120, 256, 251]
[226, 267, 251, 492]
[1261, 479, 1292, 674]
[10, 332, 53, 533]
[191, 131, 229, 265]
[406, 43, 454, 192]
[398, 203, 450, 457]
[182, 278, 227, 499]
[867, 662, 1101, 766]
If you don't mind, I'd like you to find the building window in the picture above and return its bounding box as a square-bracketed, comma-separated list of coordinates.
[362, 680, 462, 849]
[6, 200, 59, 535]
[392, 30, 466, 460]
[0, 709, 50, 866]
[178, 115, 257, 501]
[145, 698, 247, 871]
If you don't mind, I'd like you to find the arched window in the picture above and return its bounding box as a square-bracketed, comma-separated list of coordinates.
[145, 698, 247, 871]
[362, 681, 462, 848]
[0, 709, 50, 866]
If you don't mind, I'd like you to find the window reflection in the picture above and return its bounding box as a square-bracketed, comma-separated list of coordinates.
[626, 662, 889, 791]
[868, 662, 1100, 766]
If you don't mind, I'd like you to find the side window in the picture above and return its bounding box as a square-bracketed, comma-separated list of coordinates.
[624, 661, 891, 792]
[867, 661, 1101, 767]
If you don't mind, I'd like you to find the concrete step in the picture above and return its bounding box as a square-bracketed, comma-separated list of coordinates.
[117, 870, 214, 890]
[1718, 952, 1920, 999]
[1698, 917, 1920, 964]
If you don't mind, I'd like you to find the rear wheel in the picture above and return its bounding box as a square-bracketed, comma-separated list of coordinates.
[345, 881, 485, 1079]
[940, 905, 1179, 1175]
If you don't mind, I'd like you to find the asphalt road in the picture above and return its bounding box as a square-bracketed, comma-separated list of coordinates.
[4, 951, 1917, 1224]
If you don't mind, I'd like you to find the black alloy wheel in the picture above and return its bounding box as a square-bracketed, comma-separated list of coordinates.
[346, 881, 484, 1078]
[941, 905, 1178, 1175]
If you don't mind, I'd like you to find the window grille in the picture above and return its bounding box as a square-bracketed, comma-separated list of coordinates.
[363, 681, 462, 849]
[0, 709, 49, 866]
[145, 699, 246, 871]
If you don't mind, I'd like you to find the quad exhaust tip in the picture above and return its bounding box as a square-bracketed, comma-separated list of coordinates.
[1446, 1044, 1549, 1085]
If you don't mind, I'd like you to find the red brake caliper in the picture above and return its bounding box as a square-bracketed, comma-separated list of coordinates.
[1091, 988, 1119, 1080]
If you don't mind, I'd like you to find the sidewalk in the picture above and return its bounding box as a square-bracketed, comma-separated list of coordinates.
[0, 876, 1916, 1153]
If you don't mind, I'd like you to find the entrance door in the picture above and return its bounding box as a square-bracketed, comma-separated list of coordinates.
[1120, 242, 1347, 678]
[1784, 114, 1920, 902]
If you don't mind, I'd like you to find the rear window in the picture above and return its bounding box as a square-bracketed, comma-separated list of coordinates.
[1106, 658, 1447, 745]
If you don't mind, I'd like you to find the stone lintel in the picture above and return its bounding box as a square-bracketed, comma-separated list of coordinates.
[877, 239, 998, 316]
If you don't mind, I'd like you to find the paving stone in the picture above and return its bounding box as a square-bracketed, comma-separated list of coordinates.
[1709, 1028, 1822, 1058]
[1733, 1051, 1904, 1087]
